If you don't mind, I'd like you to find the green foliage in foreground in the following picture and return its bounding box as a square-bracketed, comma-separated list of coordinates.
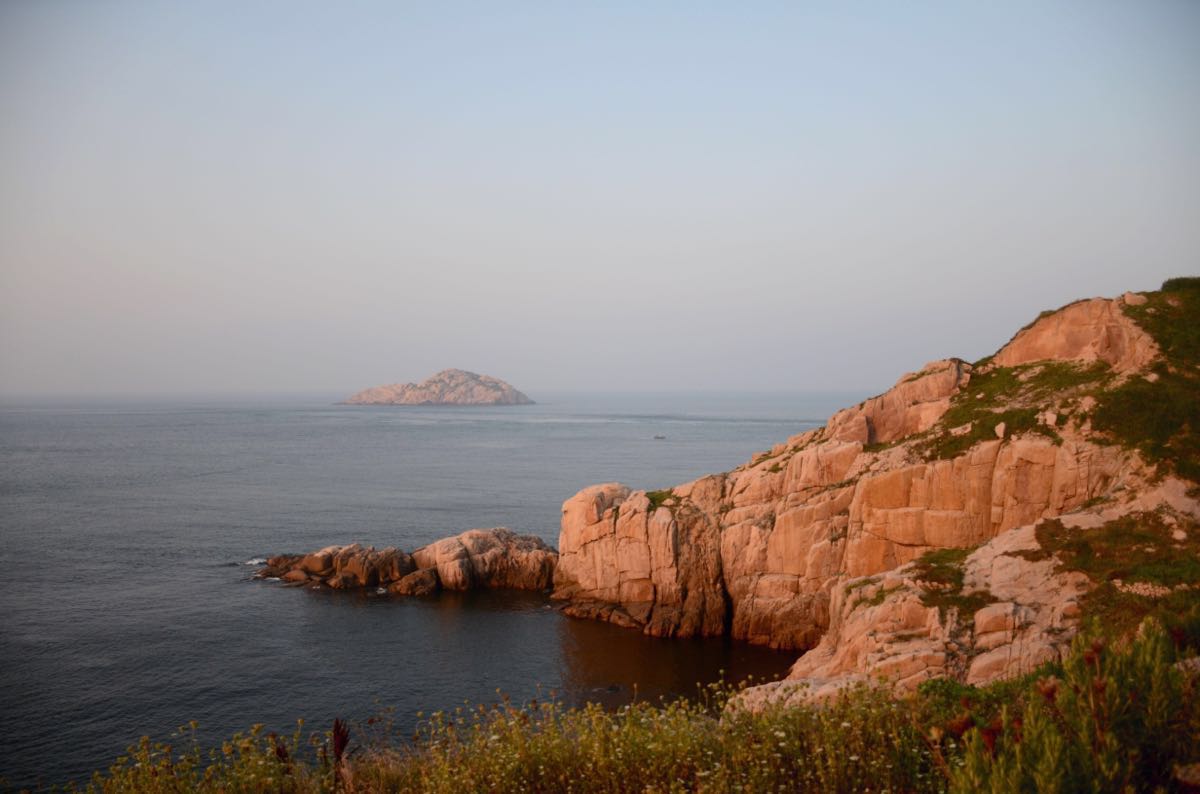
[82, 623, 1199, 793]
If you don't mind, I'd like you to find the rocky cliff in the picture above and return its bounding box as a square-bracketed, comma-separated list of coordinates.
[552, 281, 1200, 703]
[344, 369, 534, 405]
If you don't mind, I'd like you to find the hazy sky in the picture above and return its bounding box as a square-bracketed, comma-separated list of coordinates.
[1, 1, 1197, 397]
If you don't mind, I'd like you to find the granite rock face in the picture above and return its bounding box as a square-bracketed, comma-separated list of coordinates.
[992, 295, 1158, 374]
[551, 292, 1200, 699]
[344, 369, 534, 406]
[258, 528, 556, 594]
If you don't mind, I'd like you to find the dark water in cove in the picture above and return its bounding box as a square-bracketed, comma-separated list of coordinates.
[0, 391, 863, 787]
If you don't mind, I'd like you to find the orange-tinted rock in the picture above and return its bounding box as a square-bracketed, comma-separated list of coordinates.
[993, 297, 1158, 373]
[374, 547, 416, 583]
[553, 286, 1194, 703]
[298, 548, 336, 576]
[389, 568, 440, 596]
[262, 529, 555, 596]
[412, 536, 474, 590]
[336, 545, 379, 587]
[826, 359, 970, 445]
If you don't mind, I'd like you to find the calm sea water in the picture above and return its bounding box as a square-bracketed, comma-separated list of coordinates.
[0, 391, 863, 788]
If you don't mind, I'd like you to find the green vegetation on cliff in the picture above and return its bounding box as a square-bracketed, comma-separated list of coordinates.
[1093, 278, 1200, 481]
[1026, 512, 1200, 648]
[918, 360, 1109, 460]
[909, 547, 995, 621]
[916, 277, 1199, 480]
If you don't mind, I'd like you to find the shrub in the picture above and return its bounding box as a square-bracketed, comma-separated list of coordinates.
[949, 622, 1194, 793]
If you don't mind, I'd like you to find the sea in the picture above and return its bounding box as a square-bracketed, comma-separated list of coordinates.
[0, 390, 865, 788]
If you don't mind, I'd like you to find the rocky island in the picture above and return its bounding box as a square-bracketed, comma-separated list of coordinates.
[273, 280, 1200, 711]
[343, 368, 534, 405]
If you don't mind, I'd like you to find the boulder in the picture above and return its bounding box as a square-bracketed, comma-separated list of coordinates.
[389, 568, 440, 596]
[299, 548, 336, 576]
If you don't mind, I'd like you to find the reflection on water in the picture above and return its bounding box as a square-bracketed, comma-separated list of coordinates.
[380, 588, 794, 709]
[555, 609, 790, 708]
[300, 586, 793, 711]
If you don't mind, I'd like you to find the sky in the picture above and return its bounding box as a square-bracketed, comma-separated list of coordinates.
[1, 1, 1197, 397]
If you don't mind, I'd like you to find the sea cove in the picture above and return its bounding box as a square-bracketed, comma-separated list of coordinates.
[0, 392, 845, 788]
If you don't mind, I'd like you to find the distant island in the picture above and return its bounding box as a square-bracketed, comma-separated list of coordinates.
[343, 368, 535, 405]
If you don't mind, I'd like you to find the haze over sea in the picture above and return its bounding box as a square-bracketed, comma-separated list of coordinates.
[0, 390, 863, 788]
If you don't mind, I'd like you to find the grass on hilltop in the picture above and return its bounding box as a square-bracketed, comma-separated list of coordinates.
[914, 277, 1199, 477]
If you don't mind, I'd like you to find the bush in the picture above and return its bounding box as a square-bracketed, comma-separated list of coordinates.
[949, 622, 1194, 793]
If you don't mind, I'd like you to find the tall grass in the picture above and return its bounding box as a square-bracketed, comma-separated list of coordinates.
[81, 621, 1197, 793]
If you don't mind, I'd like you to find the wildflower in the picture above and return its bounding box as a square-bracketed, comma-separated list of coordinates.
[332, 718, 349, 763]
[946, 714, 974, 738]
[1036, 676, 1059, 703]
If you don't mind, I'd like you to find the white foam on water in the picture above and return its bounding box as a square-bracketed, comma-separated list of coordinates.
[244, 558, 267, 566]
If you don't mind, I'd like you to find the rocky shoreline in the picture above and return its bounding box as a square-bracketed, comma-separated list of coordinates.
[257, 528, 556, 595]
[261, 285, 1200, 710]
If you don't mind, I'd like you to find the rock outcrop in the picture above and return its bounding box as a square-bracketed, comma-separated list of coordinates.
[992, 295, 1158, 373]
[258, 528, 556, 594]
[344, 369, 534, 406]
[551, 287, 1200, 702]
